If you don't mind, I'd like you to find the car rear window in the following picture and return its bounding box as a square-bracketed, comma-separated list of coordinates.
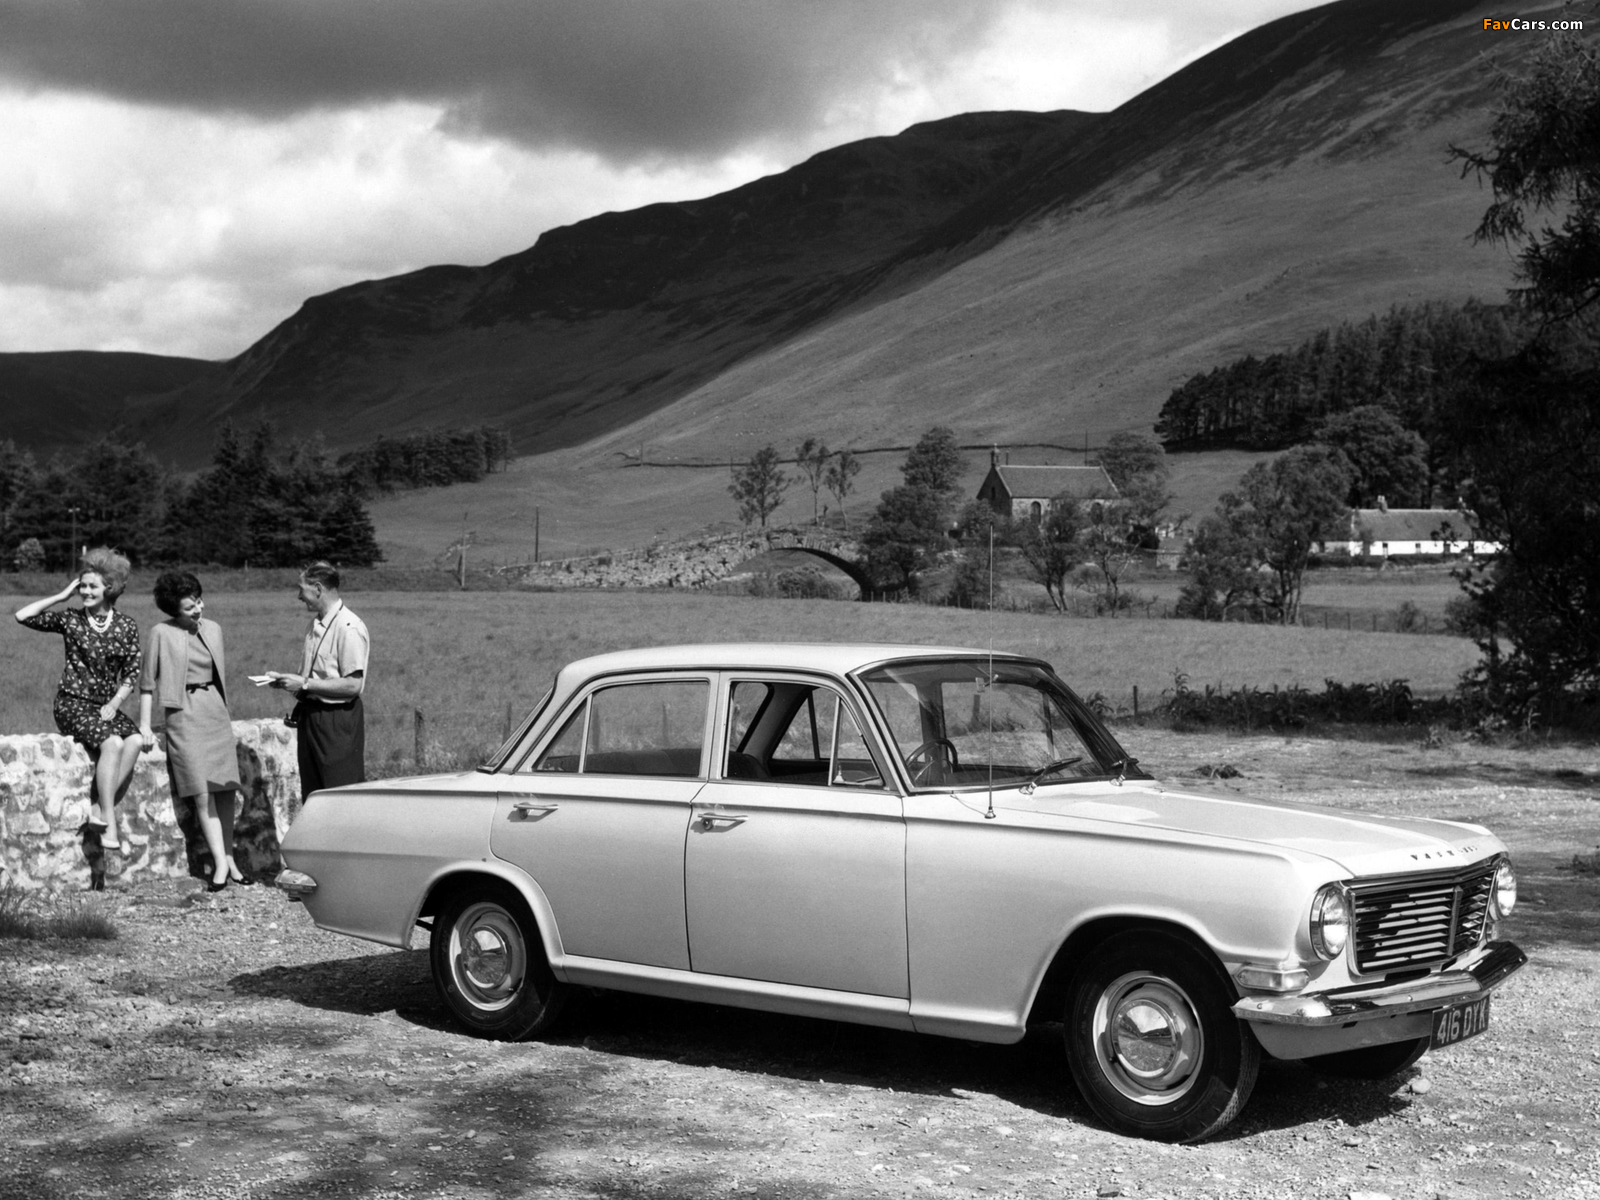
[530, 679, 709, 777]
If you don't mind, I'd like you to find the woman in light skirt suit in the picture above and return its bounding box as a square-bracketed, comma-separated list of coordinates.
[138, 571, 246, 892]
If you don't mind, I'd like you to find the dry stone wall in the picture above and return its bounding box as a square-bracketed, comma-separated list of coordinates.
[503, 530, 863, 590]
[0, 718, 299, 892]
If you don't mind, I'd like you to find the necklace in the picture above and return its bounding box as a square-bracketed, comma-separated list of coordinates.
[86, 609, 113, 634]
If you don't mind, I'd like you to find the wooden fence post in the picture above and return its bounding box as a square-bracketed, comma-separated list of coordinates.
[414, 708, 427, 769]
[1133, 686, 1139, 720]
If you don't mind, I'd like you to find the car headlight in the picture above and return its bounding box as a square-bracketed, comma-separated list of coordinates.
[1492, 858, 1517, 919]
[1309, 883, 1351, 961]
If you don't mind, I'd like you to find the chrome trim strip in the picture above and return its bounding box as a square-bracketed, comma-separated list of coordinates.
[1233, 941, 1527, 1027]
[558, 955, 915, 1030]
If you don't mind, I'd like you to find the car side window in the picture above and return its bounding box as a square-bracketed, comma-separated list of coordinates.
[529, 704, 585, 772]
[727, 681, 771, 756]
[725, 680, 883, 789]
[529, 680, 709, 777]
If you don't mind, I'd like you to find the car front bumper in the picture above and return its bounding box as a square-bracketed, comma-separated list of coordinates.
[1232, 939, 1527, 1060]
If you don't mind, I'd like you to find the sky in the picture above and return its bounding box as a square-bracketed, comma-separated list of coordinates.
[0, 0, 1324, 361]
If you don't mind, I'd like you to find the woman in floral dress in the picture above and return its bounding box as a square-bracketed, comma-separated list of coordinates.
[14, 548, 144, 861]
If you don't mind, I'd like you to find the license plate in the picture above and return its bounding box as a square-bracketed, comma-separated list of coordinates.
[1431, 996, 1491, 1049]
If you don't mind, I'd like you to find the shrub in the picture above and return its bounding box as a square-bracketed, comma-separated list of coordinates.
[12, 536, 45, 572]
[1159, 672, 1417, 730]
[943, 553, 993, 609]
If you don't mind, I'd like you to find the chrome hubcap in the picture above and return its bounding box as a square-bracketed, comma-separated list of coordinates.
[1092, 972, 1204, 1105]
[451, 902, 526, 1012]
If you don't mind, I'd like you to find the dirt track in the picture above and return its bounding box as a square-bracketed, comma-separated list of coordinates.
[2, 729, 1598, 1200]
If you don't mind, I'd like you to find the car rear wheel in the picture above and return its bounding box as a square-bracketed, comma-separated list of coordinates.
[1064, 931, 1259, 1142]
[430, 883, 566, 1040]
[1304, 1036, 1428, 1079]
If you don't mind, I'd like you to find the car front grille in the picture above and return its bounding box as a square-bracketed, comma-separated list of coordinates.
[1349, 862, 1497, 975]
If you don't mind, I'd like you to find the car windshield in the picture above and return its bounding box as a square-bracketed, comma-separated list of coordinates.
[856, 658, 1138, 790]
[478, 684, 555, 773]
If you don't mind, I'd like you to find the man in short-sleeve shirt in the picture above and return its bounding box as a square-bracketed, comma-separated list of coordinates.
[267, 561, 369, 800]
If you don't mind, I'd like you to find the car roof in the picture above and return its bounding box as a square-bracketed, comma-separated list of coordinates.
[558, 642, 1038, 684]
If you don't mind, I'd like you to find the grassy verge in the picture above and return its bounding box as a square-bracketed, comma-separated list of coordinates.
[5, 587, 1490, 776]
[0, 880, 118, 940]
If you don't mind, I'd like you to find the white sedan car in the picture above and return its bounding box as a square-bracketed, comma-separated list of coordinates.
[278, 643, 1524, 1142]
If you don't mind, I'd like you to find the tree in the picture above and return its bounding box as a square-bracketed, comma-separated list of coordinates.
[824, 449, 861, 520]
[1445, 349, 1600, 713]
[1223, 446, 1352, 625]
[319, 490, 384, 567]
[7, 437, 168, 567]
[163, 421, 382, 566]
[901, 426, 965, 501]
[944, 549, 994, 609]
[859, 429, 969, 594]
[1082, 433, 1171, 613]
[0, 438, 36, 544]
[1080, 503, 1144, 615]
[1312, 405, 1430, 507]
[1174, 513, 1267, 621]
[795, 438, 830, 525]
[1453, 31, 1600, 324]
[1098, 432, 1168, 494]
[860, 484, 946, 595]
[1014, 501, 1083, 612]
[1444, 30, 1600, 716]
[729, 446, 789, 529]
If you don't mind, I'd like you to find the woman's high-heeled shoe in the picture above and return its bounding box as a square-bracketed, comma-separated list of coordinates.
[206, 878, 229, 893]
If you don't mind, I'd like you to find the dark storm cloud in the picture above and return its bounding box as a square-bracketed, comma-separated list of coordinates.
[0, 0, 1005, 159]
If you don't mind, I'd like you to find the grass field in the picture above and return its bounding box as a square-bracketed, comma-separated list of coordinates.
[3, 586, 1482, 777]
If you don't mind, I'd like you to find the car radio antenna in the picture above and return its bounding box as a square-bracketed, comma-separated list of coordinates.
[985, 525, 996, 820]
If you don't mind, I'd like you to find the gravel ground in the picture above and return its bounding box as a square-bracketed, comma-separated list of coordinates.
[2, 729, 1598, 1200]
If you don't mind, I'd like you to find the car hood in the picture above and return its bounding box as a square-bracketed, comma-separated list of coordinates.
[996, 781, 1499, 877]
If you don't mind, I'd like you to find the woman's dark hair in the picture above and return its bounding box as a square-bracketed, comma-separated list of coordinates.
[153, 571, 203, 618]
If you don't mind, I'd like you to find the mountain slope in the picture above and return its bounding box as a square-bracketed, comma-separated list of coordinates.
[117, 109, 1098, 464]
[575, 0, 1532, 463]
[0, 351, 222, 457]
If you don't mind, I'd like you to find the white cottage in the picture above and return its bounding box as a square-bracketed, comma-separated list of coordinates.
[1316, 502, 1501, 558]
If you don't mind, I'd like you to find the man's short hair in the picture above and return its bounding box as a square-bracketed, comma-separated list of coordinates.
[300, 560, 341, 590]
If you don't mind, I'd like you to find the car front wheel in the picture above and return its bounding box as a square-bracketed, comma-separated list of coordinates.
[430, 883, 566, 1040]
[1065, 931, 1259, 1142]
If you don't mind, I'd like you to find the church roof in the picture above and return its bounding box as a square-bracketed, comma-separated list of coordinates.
[986, 464, 1119, 501]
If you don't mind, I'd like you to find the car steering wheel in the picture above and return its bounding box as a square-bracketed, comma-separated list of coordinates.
[905, 738, 960, 785]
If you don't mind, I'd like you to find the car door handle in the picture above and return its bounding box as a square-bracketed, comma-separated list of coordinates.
[511, 801, 559, 819]
[699, 812, 747, 830]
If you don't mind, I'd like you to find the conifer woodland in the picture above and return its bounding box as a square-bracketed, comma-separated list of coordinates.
[1154, 299, 1527, 456]
[0, 423, 512, 571]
